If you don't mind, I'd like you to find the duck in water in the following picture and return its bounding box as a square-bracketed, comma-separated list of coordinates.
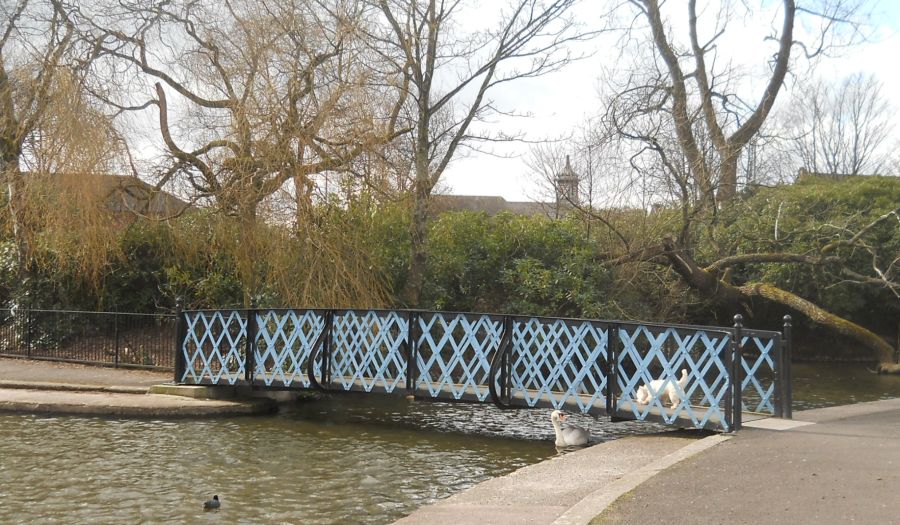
[203, 495, 220, 511]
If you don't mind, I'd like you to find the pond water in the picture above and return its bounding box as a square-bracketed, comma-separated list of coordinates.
[1, 362, 897, 524]
[791, 362, 900, 410]
[0, 395, 660, 524]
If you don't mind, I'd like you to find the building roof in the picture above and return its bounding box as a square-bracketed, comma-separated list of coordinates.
[98, 175, 190, 218]
[430, 194, 557, 217]
[26, 172, 190, 219]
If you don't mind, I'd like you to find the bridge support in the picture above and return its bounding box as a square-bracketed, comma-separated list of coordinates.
[405, 311, 419, 396]
[488, 316, 513, 408]
[732, 314, 744, 431]
[244, 301, 257, 385]
[782, 315, 793, 419]
[606, 324, 620, 416]
[173, 299, 186, 384]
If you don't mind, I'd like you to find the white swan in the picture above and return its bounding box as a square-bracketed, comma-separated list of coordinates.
[550, 410, 590, 447]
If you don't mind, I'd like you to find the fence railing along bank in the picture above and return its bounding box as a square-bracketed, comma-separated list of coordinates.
[0, 308, 176, 370]
[175, 307, 793, 431]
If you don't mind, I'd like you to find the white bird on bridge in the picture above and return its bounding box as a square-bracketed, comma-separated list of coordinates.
[550, 410, 590, 447]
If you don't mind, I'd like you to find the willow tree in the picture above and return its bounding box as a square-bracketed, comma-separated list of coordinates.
[592, 0, 900, 371]
[89, 0, 406, 307]
[2, 0, 76, 268]
[372, 0, 593, 305]
[1, 0, 130, 302]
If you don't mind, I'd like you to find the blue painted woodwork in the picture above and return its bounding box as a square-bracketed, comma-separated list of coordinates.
[509, 318, 608, 412]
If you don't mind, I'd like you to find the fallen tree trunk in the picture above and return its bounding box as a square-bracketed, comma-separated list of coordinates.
[738, 283, 899, 374]
[629, 237, 900, 373]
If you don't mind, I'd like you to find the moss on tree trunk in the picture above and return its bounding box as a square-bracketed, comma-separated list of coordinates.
[738, 283, 898, 372]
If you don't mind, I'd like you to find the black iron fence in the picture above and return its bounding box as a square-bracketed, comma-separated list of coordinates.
[0, 308, 176, 370]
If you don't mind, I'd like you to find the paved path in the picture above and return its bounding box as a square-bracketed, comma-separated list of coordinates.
[395, 398, 900, 525]
[594, 398, 900, 525]
[0, 358, 273, 417]
[0, 358, 172, 388]
[0, 387, 273, 417]
[393, 430, 721, 525]
[0, 357, 170, 389]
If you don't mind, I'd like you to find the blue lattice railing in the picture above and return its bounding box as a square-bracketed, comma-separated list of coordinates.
[174, 309, 793, 432]
[613, 323, 733, 431]
[508, 318, 609, 413]
[739, 329, 783, 416]
[415, 312, 502, 402]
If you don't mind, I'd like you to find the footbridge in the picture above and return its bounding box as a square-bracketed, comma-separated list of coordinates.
[173, 308, 793, 432]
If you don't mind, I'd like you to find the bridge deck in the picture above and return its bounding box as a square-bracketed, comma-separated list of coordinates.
[190, 375, 767, 432]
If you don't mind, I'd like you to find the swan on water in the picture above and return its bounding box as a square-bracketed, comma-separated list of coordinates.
[550, 410, 590, 447]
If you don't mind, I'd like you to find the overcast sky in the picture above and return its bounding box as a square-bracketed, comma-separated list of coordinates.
[441, 0, 900, 203]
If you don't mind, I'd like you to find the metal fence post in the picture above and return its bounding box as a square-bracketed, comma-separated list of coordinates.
[732, 314, 744, 431]
[173, 299, 186, 383]
[723, 332, 733, 431]
[782, 315, 793, 419]
[502, 316, 512, 402]
[245, 300, 258, 385]
[324, 310, 334, 386]
[24, 307, 32, 359]
[113, 306, 120, 369]
[606, 323, 620, 417]
[406, 311, 419, 396]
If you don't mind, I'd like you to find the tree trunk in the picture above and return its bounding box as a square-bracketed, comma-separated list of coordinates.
[401, 116, 434, 308]
[2, 162, 32, 295]
[739, 283, 899, 373]
[238, 205, 260, 309]
[401, 183, 429, 307]
[1, 59, 29, 285]
[716, 151, 739, 203]
[651, 238, 900, 372]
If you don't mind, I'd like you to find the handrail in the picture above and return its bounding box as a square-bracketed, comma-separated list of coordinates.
[179, 307, 756, 334]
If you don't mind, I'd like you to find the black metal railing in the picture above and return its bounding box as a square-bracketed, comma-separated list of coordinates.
[0, 308, 176, 370]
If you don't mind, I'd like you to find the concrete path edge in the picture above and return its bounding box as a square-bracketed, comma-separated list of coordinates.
[0, 379, 149, 394]
[551, 434, 731, 525]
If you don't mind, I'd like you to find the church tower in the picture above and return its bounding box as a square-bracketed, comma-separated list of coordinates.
[555, 155, 579, 209]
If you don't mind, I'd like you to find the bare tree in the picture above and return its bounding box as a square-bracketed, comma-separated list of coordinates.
[373, 0, 594, 305]
[591, 1, 900, 371]
[88, 0, 406, 305]
[782, 72, 895, 177]
[609, 0, 871, 207]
